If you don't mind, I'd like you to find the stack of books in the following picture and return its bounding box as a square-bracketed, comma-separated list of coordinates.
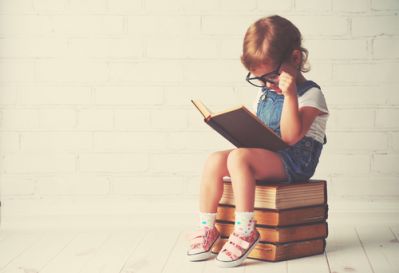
[211, 176, 328, 262]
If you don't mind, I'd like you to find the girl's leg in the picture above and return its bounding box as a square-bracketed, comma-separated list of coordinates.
[227, 148, 287, 212]
[199, 149, 234, 213]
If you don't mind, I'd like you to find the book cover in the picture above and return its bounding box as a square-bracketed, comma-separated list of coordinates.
[216, 204, 329, 227]
[191, 100, 289, 151]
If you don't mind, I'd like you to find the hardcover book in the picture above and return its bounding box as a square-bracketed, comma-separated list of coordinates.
[191, 100, 289, 151]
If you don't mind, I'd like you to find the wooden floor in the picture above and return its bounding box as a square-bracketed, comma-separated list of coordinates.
[0, 223, 398, 273]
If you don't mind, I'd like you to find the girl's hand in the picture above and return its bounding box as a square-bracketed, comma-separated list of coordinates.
[277, 71, 297, 97]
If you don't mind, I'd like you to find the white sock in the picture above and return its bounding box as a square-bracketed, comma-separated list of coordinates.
[199, 212, 217, 229]
[234, 211, 255, 236]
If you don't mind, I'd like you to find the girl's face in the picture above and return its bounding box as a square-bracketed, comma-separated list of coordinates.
[249, 50, 302, 92]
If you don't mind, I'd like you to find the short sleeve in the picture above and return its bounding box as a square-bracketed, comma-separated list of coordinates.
[298, 87, 329, 114]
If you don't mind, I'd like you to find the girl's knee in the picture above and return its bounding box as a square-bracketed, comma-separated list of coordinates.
[227, 148, 252, 170]
[205, 150, 229, 168]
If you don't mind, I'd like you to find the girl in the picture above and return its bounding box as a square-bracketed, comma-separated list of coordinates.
[187, 15, 329, 267]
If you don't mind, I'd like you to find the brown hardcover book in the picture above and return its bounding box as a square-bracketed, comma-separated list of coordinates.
[191, 100, 289, 151]
[212, 238, 326, 262]
[215, 221, 328, 243]
[219, 178, 327, 210]
[216, 204, 328, 226]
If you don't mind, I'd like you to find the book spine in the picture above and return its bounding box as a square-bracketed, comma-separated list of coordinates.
[206, 117, 243, 147]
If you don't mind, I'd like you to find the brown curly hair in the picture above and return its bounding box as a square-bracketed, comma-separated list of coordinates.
[241, 15, 310, 73]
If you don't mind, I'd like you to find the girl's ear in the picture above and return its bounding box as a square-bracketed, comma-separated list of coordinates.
[291, 49, 302, 68]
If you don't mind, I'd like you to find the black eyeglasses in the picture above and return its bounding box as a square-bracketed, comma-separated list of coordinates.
[246, 62, 282, 87]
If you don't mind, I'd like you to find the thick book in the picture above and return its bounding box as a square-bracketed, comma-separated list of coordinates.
[212, 238, 326, 262]
[216, 204, 328, 227]
[220, 176, 327, 210]
[191, 100, 289, 151]
[215, 221, 328, 243]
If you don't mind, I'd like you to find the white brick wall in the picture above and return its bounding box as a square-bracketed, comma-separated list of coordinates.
[0, 0, 398, 228]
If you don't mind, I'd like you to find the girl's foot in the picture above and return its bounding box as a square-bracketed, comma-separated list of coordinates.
[215, 227, 260, 267]
[187, 226, 221, 261]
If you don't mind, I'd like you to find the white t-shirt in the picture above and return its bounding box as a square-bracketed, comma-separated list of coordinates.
[252, 87, 329, 144]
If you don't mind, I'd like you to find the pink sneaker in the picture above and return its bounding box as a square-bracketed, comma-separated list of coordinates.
[215, 224, 260, 267]
[186, 226, 221, 261]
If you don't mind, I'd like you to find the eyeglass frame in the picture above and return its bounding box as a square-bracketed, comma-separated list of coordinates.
[245, 61, 283, 87]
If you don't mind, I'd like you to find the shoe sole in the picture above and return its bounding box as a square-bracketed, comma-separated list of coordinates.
[187, 234, 221, 262]
[214, 233, 260, 268]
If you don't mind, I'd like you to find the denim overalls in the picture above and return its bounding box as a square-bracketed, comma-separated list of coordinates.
[256, 80, 326, 183]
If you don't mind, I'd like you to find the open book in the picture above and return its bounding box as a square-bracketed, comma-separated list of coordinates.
[191, 100, 289, 151]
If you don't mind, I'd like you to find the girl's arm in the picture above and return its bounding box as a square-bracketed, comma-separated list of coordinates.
[280, 95, 321, 145]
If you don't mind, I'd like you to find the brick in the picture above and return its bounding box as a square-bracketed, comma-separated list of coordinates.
[151, 109, 188, 130]
[0, 61, 35, 82]
[107, 0, 143, 13]
[111, 176, 184, 195]
[77, 109, 114, 130]
[168, 131, 235, 151]
[36, 60, 108, 83]
[333, 0, 370, 12]
[67, 0, 107, 13]
[328, 109, 375, 130]
[182, 60, 246, 83]
[325, 132, 388, 152]
[67, 38, 144, 58]
[109, 61, 183, 83]
[163, 86, 237, 107]
[392, 132, 399, 151]
[150, 153, 207, 173]
[257, 0, 292, 11]
[93, 132, 167, 152]
[20, 132, 92, 152]
[127, 16, 201, 37]
[0, 85, 18, 105]
[0, 15, 53, 37]
[305, 39, 368, 59]
[18, 85, 91, 105]
[114, 109, 151, 130]
[33, 0, 68, 12]
[0, 0, 34, 13]
[36, 175, 109, 195]
[39, 108, 76, 130]
[220, 38, 242, 59]
[375, 108, 399, 129]
[373, 37, 399, 58]
[79, 153, 148, 172]
[333, 63, 399, 84]
[352, 16, 399, 36]
[146, 38, 219, 59]
[372, 0, 399, 10]
[0, 109, 39, 130]
[0, 38, 68, 58]
[305, 62, 333, 82]
[0, 175, 36, 196]
[1, 154, 75, 173]
[52, 16, 124, 37]
[201, 16, 254, 35]
[0, 133, 20, 153]
[95, 86, 162, 105]
[331, 176, 399, 197]
[144, 0, 186, 13]
[316, 154, 371, 175]
[290, 15, 348, 37]
[295, 0, 331, 11]
[220, 0, 257, 12]
[324, 85, 386, 106]
[372, 154, 399, 174]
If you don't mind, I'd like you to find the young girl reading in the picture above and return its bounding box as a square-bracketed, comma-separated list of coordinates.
[187, 15, 329, 267]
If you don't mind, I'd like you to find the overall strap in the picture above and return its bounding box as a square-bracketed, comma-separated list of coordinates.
[297, 80, 321, 96]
